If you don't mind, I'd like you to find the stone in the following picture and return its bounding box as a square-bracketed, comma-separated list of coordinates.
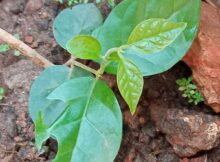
[149, 103, 220, 157]
[180, 155, 207, 162]
[25, 36, 33, 44]
[183, 2, 220, 113]
[25, 0, 43, 12]
[37, 19, 49, 31]
[2, 60, 41, 90]
[10, 3, 24, 14]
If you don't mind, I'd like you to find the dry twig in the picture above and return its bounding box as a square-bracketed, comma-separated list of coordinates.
[0, 28, 53, 68]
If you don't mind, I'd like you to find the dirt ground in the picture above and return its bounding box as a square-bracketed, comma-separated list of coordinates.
[0, 0, 220, 162]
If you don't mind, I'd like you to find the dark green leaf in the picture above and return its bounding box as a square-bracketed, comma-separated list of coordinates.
[29, 66, 69, 125]
[94, 0, 200, 76]
[67, 35, 101, 60]
[29, 66, 92, 125]
[53, 3, 103, 49]
[36, 76, 122, 162]
[117, 57, 143, 114]
[127, 18, 187, 54]
[35, 112, 50, 150]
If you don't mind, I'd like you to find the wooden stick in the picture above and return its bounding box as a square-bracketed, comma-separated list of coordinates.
[0, 28, 54, 68]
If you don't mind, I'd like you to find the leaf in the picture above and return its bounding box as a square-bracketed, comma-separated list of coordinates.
[66, 35, 101, 60]
[0, 44, 10, 53]
[35, 112, 49, 150]
[14, 50, 21, 56]
[94, 0, 200, 76]
[53, 3, 103, 49]
[108, 0, 115, 6]
[127, 18, 187, 54]
[117, 57, 143, 114]
[29, 66, 92, 125]
[36, 76, 122, 162]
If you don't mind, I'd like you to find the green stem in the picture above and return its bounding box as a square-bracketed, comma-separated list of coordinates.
[68, 56, 75, 79]
[66, 46, 123, 78]
[96, 47, 119, 77]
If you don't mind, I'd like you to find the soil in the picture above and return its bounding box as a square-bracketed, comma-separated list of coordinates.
[0, 0, 219, 162]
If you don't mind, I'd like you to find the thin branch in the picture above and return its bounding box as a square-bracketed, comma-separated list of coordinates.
[68, 56, 76, 79]
[65, 58, 97, 75]
[0, 28, 54, 68]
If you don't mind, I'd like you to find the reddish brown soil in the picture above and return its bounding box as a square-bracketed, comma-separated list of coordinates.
[0, 0, 219, 162]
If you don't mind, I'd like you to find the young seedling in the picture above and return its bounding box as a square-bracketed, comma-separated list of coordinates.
[0, 33, 21, 56]
[0, 87, 5, 101]
[0, 0, 201, 162]
[176, 77, 204, 105]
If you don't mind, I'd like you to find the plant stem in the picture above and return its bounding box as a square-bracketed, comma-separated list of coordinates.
[68, 56, 76, 79]
[96, 47, 119, 77]
[0, 28, 53, 68]
[65, 57, 98, 75]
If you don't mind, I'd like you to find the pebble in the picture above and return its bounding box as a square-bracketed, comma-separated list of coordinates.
[25, 0, 43, 12]
[10, 3, 24, 14]
[37, 19, 49, 31]
[25, 35, 33, 44]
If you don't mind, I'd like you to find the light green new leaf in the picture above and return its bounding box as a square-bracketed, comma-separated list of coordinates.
[117, 57, 143, 114]
[53, 3, 103, 49]
[108, 0, 115, 6]
[127, 18, 187, 54]
[0, 44, 10, 53]
[36, 76, 122, 162]
[67, 35, 101, 60]
[94, 0, 200, 76]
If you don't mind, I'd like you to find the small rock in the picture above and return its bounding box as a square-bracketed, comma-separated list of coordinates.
[183, 2, 220, 113]
[139, 117, 146, 125]
[31, 41, 39, 48]
[37, 19, 49, 31]
[180, 154, 207, 162]
[10, 3, 24, 14]
[2, 60, 41, 89]
[14, 136, 23, 142]
[18, 147, 29, 159]
[25, 0, 43, 12]
[25, 36, 33, 44]
[149, 103, 220, 157]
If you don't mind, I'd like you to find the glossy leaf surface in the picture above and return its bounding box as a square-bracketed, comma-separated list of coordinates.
[94, 0, 200, 76]
[67, 35, 101, 60]
[53, 3, 103, 49]
[127, 18, 187, 54]
[117, 57, 143, 114]
[36, 76, 122, 162]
